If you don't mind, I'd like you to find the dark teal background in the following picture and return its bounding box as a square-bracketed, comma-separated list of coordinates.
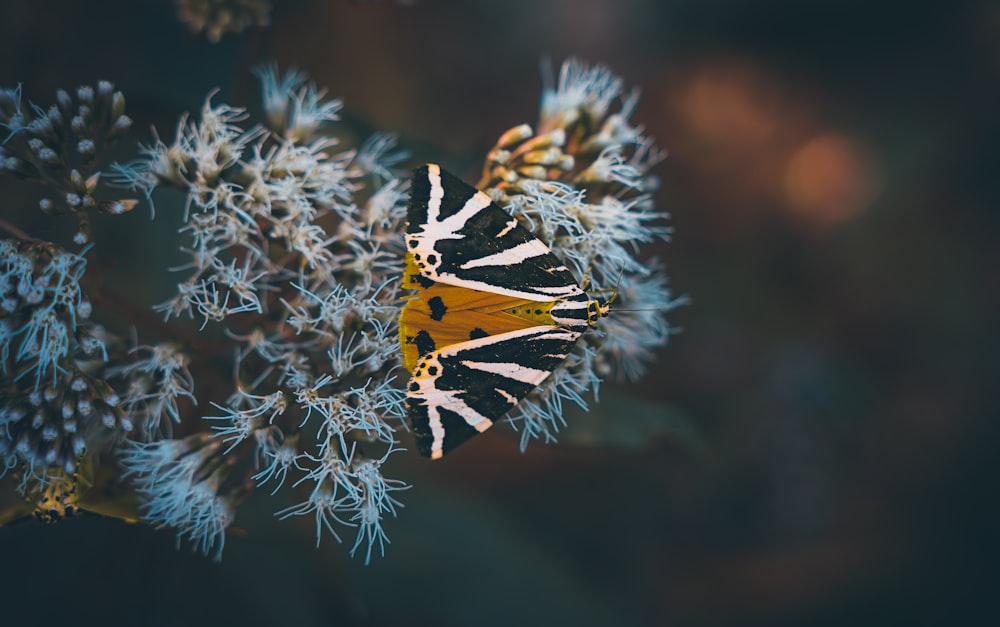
[1, 1, 996, 625]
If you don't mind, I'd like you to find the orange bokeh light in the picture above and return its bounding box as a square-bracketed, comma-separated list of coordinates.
[782, 133, 882, 226]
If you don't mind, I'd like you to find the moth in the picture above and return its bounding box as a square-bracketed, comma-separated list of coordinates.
[399, 164, 609, 459]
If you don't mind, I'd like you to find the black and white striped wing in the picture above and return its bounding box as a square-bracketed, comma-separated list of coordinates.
[406, 325, 583, 459]
[406, 164, 586, 303]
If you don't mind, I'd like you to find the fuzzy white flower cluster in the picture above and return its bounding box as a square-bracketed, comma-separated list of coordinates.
[121, 435, 233, 560]
[113, 66, 410, 561]
[478, 59, 682, 449]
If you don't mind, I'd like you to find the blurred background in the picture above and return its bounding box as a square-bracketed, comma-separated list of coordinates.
[1, 0, 997, 625]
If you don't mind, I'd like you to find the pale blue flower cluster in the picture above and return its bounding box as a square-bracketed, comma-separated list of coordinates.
[120, 435, 233, 560]
[0, 240, 90, 388]
[0, 240, 128, 486]
[114, 66, 410, 561]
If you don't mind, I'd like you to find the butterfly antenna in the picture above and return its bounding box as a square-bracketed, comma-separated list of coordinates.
[605, 265, 626, 308]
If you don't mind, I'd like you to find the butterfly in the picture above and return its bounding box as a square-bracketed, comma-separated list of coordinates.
[398, 164, 608, 458]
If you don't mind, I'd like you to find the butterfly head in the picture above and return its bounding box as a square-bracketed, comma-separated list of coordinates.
[588, 268, 624, 324]
[586, 297, 611, 326]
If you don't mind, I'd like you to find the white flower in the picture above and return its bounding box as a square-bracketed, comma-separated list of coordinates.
[539, 58, 625, 131]
[109, 342, 196, 436]
[356, 132, 409, 182]
[254, 64, 307, 132]
[120, 436, 234, 561]
[287, 84, 342, 143]
[207, 390, 286, 452]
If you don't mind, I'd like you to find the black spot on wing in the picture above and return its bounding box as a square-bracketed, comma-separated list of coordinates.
[469, 327, 488, 340]
[413, 273, 435, 289]
[428, 296, 447, 321]
[410, 330, 436, 357]
[404, 263, 437, 289]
